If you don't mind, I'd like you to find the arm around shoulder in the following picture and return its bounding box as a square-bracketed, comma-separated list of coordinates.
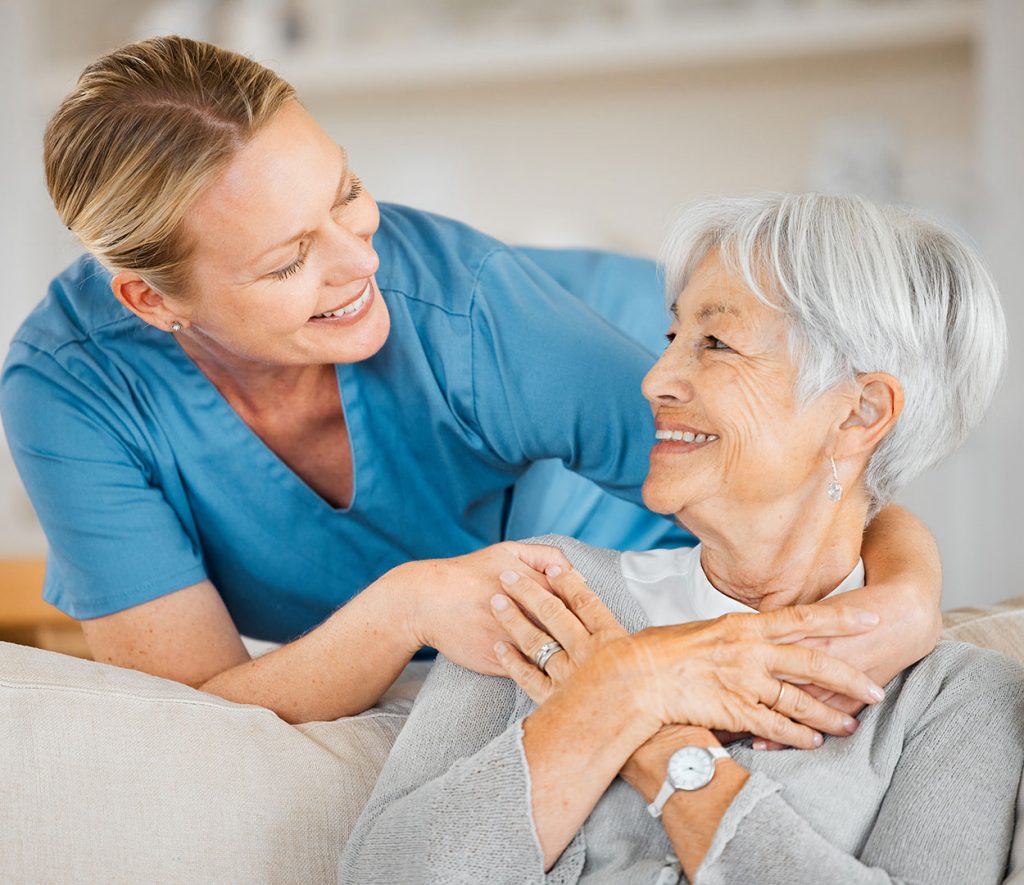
[860, 504, 943, 652]
[809, 505, 942, 689]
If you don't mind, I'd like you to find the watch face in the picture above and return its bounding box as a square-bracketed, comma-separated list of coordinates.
[668, 746, 715, 791]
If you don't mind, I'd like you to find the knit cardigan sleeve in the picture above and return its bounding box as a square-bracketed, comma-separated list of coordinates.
[338, 652, 585, 885]
[339, 536, 625, 884]
[696, 659, 1024, 885]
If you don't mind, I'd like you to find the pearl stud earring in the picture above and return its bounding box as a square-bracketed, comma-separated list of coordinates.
[169, 321, 182, 333]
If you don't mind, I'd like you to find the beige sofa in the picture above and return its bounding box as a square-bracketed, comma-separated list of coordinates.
[2, 599, 1022, 885]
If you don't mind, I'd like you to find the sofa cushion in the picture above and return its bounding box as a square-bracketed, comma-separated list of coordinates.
[0, 641, 412, 884]
[942, 595, 1024, 665]
[941, 598, 1024, 884]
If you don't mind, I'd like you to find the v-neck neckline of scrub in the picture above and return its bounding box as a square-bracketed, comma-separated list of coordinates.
[167, 339, 367, 516]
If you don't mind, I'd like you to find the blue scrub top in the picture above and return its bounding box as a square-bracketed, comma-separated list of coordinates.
[1, 204, 692, 642]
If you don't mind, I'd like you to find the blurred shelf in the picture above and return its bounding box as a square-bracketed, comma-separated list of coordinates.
[283, 1, 980, 97]
[36, 1, 979, 106]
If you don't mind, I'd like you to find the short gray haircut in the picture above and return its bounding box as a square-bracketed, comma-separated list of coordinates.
[660, 193, 1007, 517]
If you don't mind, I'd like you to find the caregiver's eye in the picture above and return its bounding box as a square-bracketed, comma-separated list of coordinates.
[704, 335, 733, 351]
[271, 243, 309, 281]
[334, 175, 363, 210]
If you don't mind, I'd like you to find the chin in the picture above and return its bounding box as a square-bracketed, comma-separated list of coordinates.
[643, 473, 707, 517]
[641, 480, 680, 516]
[335, 298, 391, 363]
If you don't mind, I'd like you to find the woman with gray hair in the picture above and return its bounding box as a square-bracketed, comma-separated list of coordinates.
[341, 194, 1022, 884]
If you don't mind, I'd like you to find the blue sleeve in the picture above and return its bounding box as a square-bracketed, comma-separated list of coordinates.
[513, 246, 670, 357]
[0, 344, 208, 619]
[468, 247, 662, 508]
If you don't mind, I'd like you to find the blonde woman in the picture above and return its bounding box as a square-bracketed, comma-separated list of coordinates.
[2, 38, 940, 725]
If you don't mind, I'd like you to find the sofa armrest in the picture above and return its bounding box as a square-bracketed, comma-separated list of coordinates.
[0, 641, 409, 884]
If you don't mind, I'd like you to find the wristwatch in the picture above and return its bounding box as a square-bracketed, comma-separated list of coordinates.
[646, 744, 731, 818]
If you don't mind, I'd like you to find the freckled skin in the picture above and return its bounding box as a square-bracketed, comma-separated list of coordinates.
[641, 253, 856, 526]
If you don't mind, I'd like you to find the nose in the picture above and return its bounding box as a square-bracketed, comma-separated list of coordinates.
[323, 216, 380, 286]
[642, 346, 695, 407]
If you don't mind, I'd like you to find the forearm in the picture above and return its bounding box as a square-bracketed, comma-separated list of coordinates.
[201, 569, 417, 724]
[861, 504, 942, 649]
[522, 668, 655, 869]
[623, 726, 748, 881]
[813, 505, 942, 686]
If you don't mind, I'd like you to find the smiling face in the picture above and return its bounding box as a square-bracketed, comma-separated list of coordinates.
[641, 251, 853, 523]
[172, 100, 390, 367]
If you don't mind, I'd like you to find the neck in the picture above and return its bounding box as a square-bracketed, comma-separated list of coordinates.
[176, 333, 331, 418]
[681, 484, 868, 612]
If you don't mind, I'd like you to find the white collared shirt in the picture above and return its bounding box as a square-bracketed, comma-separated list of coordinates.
[620, 544, 865, 627]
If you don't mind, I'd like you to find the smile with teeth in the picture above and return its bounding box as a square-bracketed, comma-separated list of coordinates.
[655, 429, 719, 444]
[311, 283, 371, 319]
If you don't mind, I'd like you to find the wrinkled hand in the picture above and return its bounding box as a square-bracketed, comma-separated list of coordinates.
[744, 662, 866, 751]
[490, 563, 627, 702]
[396, 542, 572, 677]
[491, 565, 887, 750]
[741, 575, 938, 751]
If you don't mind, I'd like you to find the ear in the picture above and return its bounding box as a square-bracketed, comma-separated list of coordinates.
[110, 272, 190, 333]
[834, 372, 905, 459]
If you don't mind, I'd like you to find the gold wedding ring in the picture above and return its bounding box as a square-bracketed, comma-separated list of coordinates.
[770, 682, 788, 711]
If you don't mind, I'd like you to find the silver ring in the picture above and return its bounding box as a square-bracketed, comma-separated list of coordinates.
[535, 641, 565, 674]
[770, 682, 787, 711]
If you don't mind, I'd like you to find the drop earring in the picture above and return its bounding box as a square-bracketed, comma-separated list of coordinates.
[827, 456, 843, 502]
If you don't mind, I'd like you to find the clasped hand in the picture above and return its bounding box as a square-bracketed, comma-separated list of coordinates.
[489, 563, 886, 750]
[393, 541, 574, 676]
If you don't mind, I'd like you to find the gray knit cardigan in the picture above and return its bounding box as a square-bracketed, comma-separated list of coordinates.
[340, 535, 1024, 884]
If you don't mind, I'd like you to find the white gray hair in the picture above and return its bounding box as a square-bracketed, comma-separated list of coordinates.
[659, 193, 1007, 517]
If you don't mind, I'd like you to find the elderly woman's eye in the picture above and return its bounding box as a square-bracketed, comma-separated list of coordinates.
[705, 336, 733, 351]
[664, 332, 676, 347]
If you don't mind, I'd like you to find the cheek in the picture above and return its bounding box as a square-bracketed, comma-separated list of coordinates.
[204, 287, 317, 345]
[253, 279, 321, 329]
[714, 370, 805, 488]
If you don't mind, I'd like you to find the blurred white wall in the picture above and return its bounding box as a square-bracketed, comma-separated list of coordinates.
[1, 0, 1019, 609]
[313, 46, 974, 250]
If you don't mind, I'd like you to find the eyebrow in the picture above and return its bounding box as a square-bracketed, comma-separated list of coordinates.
[693, 302, 741, 322]
[254, 147, 350, 265]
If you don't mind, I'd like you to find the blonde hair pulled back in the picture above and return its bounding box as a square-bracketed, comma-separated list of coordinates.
[44, 35, 296, 297]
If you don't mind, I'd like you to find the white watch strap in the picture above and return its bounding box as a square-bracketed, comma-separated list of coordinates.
[647, 780, 676, 819]
[646, 745, 731, 819]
